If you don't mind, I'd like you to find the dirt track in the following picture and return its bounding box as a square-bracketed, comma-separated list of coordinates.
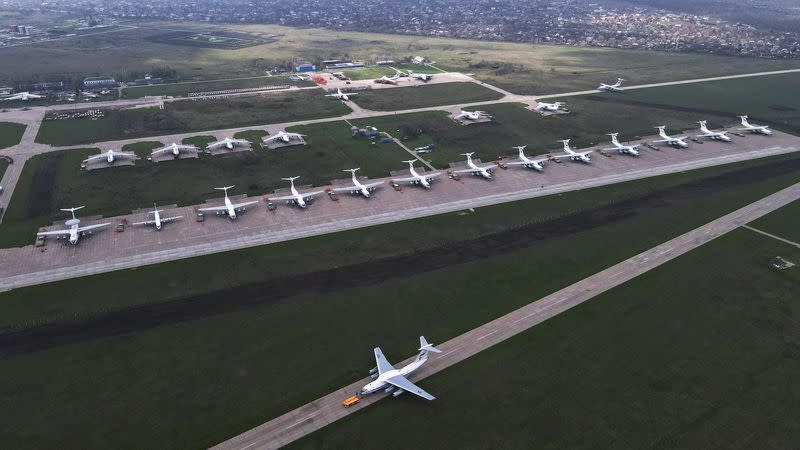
[1, 156, 799, 355]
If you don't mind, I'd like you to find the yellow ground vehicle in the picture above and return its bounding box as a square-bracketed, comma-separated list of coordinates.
[342, 395, 360, 408]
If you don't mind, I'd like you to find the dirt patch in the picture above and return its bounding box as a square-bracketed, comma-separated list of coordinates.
[2, 157, 800, 355]
[25, 153, 61, 219]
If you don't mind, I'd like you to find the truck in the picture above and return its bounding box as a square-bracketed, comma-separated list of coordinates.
[343, 395, 360, 408]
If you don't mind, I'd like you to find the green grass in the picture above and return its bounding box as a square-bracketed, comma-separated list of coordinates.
[122, 76, 312, 98]
[0, 154, 798, 449]
[121, 141, 163, 158]
[0, 122, 26, 149]
[181, 135, 216, 149]
[341, 67, 399, 80]
[352, 82, 503, 111]
[291, 227, 800, 449]
[1, 121, 409, 246]
[355, 100, 734, 169]
[233, 129, 268, 151]
[748, 198, 800, 244]
[35, 91, 350, 146]
[0, 157, 8, 180]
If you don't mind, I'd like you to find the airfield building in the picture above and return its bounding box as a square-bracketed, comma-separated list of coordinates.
[83, 76, 117, 88]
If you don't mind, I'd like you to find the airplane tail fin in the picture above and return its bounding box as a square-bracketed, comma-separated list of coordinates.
[281, 176, 300, 182]
[344, 168, 360, 173]
[215, 185, 235, 192]
[402, 159, 417, 165]
[416, 336, 441, 362]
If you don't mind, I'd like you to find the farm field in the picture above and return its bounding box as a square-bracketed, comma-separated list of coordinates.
[291, 226, 800, 449]
[352, 82, 503, 111]
[2, 121, 408, 246]
[0, 153, 799, 449]
[0, 122, 26, 149]
[35, 90, 351, 145]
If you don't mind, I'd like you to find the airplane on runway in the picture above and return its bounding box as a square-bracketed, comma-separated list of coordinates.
[263, 130, 307, 144]
[360, 336, 441, 401]
[454, 110, 490, 122]
[555, 139, 592, 164]
[132, 204, 182, 230]
[392, 160, 441, 189]
[326, 88, 357, 101]
[598, 78, 625, 92]
[150, 143, 199, 159]
[36, 206, 110, 245]
[652, 126, 689, 148]
[82, 149, 137, 165]
[534, 101, 565, 114]
[696, 120, 732, 142]
[504, 145, 547, 171]
[208, 137, 250, 151]
[737, 115, 772, 135]
[333, 168, 383, 198]
[198, 186, 259, 219]
[604, 133, 640, 156]
[269, 177, 324, 208]
[2, 91, 43, 101]
[452, 152, 497, 179]
[407, 70, 433, 82]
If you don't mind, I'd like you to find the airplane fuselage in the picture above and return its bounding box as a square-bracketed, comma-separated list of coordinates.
[521, 157, 544, 171]
[361, 359, 424, 396]
[291, 186, 307, 208]
[409, 167, 432, 189]
[154, 210, 163, 230]
[224, 197, 238, 219]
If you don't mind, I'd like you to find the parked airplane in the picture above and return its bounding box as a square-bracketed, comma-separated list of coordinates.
[555, 139, 592, 164]
[208, 137, 249, 151]
[290, 74, 311, 81]
[452, 152, 497, 179]
[150, 143, 199, 159]
[652, 126, 689, 148]
[598, 78, 625, 92]
[132, 204, 182, 230]
[333, 168, 383, 198]
[263, 130, 306, 144]
[326, 88, 357, 101]
[454, 110, 490, 121]
[504, 145, 547, 171]
[82, 149, 136, 165]
[392, 160, 441, 189]
[604, 133, 640, 156]
[360, 336, 441, 401]
[36, 206, 110, 245]
[2, 91, 43, 101]
[270, 177, 324, 208]
[407, 70, 433, 82]
[696, 120, 732, 142]
[737, 115, 772, 135]
[534, 101, 565, 114]
[198, 186, 259, 219]
[375, 73, 401, 85]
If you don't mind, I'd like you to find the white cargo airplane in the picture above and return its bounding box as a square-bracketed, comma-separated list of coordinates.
[2, 91, 43, 101]
[208, 137, 249, 151]
[652, 126, 689, 148]
[504, 145, 547, 171]
[132, 204, 182, 230]
[407, 70, 433, 82]
[376, 73, 401, 84]
[737, 115, 772, 135]
[454, 110, 489, 121]
[326, 88, 357, 101]
[270, 177, 324, 208]
[452, 152, 497, 179]
[534, 101, 565, 114]
[604, 133, 640, 156]
[555, 139, 592, 164]
[696, 120, 732, 142]
[361, 336, 441, 401]
[263, 130, 306, 144]
[150, 143, 199, 158]
[198, 186, 259, 219]
[598, 78, 625, 92]
[392, 160, 441, 189]
[333, 168, 383, 198]
[82, 149, 137, 165]
[36, 206, 110, 245]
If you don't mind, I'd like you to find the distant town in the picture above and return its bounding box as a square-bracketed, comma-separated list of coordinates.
[1, 0, 799, 59]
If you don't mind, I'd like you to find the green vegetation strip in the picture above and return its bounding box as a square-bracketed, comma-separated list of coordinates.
[0, 153, 798, 449]
[0, 122, 26, 150]
[352, 82, 503, 111]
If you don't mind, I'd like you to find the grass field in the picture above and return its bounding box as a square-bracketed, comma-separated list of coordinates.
[0, 122, 26, 149]
[0, 154, 798, 449]
[1, 121, 409, 246]
[35, 90, 350, 146]
[748, 198, 800, 244]
[181, 135, 216, 148]
[291, 227, 800, 449]
[354, 100, 734, 169]
[352, 82, 503, 111]
[122, 76, 313, 98]
[0, 157, 8, 180]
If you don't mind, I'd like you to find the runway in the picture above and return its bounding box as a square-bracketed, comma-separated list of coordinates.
[211, 178, 800, 450]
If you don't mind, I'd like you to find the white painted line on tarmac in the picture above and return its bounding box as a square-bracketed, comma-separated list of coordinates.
[477, 330, 498, 341]
[238, 441, 259, 450]
[286, 413, 318, 429]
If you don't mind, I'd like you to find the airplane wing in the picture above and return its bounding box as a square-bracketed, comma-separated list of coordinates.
[132, 219, 156, 226]
[483, 164, 498, 171]
[452, 168, 482, 174]
[269, 194, 297, 201]
[505, 160, 543, 166]
[331, 184, 359, 193]
[135, 215, 182, 225]
[373, 347, 395, 375]
[385, 375, 435, 400]
[83, 154, 107, 162]
[301, 191, 324, 200]
[230, 200, 259, 209]
[207, 141, 225, 150]
[360, 181, 383, 189]
[263, 135, 280, 143]
[77, 223, 110, 233]
[197, 205, 229, 212]
[117, 153, 137, 160]
[161, 215, 182, 223]
[36, 228, 71, 237]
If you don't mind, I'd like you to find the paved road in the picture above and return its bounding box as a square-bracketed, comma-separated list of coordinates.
[743, 224, 800, 248]
[212, 180, 800, 450]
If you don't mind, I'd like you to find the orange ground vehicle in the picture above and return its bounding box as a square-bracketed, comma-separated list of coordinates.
[342, 395, 360, 408]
